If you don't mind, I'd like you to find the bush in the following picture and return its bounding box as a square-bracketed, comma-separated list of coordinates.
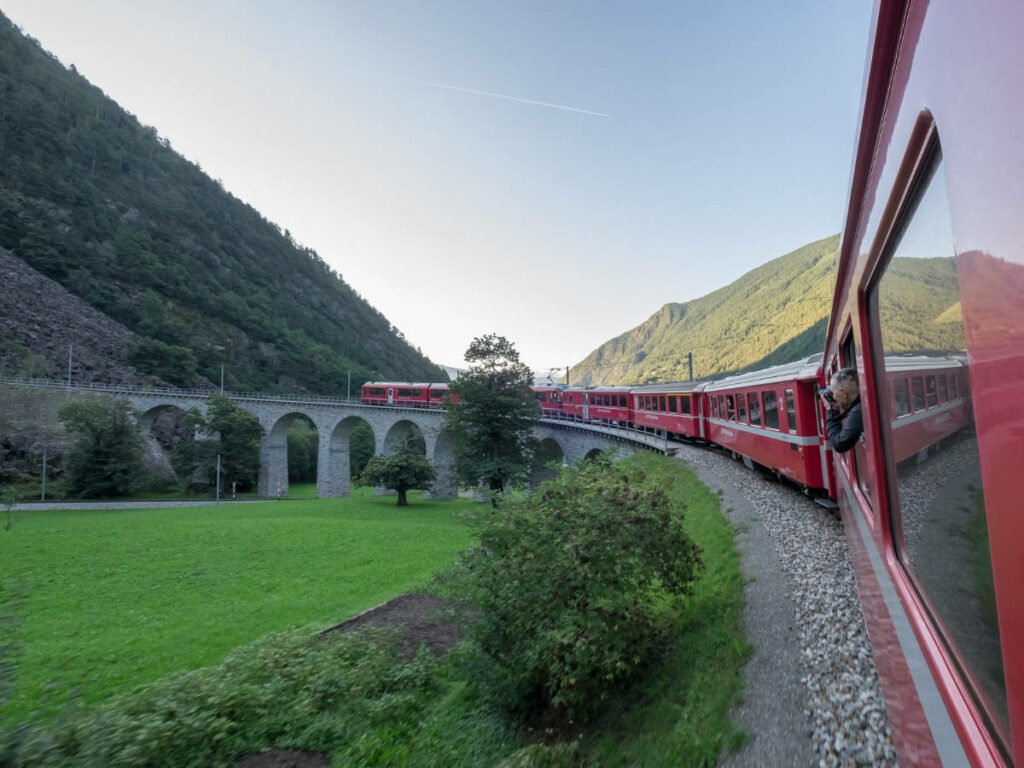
[461, 454, 703, 722]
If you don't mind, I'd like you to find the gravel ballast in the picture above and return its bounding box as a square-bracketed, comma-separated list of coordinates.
[672, 444, 899, 768]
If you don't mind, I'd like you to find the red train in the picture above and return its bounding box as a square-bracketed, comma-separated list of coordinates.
[361, 1, 1023, 760]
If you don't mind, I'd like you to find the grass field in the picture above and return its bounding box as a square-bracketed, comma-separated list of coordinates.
[0, 491, 477, 724]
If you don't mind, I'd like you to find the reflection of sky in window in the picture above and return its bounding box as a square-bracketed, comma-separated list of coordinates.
[895, 159, 956, 260]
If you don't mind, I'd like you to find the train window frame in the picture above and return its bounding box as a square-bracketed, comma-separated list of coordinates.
[937, 374, 947, 403]
[865, 137, 1010, 747]
[726, 394, 736, 421]
[763, 390, 779, 430]
[785, 389, 796, 433]
[894, 378, 910, 416]
[737, 394, 747, 423]
[681, 395, 691, 415]
[748, 393, 761, 426]
[711, 397, 719, 418]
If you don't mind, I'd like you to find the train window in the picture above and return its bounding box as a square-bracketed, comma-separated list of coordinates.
[680, 395, 691, 415]
[937, 375, 947, 403]
[658, 396, 665, 412]
[925, 376, 937, 407]
[785, 389, 796, 433]
[763, 391, 779, 429]
[911, 377, 925, 411]
[711, 398, 719, 418]
[950, 372, 959, 398]
[871, 148, 1007, 738]
[737, 395, 747, 423]
[726, 395, 735, 420]
[668, 395, 677, 412]
[620, 395, 627, 408]
[748, 393, 761, 426]
[893, 378, 910, 416]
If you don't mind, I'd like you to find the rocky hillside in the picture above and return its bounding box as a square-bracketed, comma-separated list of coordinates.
[571, 235, 840, 386]
[0, 246, 172, 386]
[0, 11, 445, 395]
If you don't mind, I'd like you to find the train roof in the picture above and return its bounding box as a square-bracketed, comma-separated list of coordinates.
[703, 354, 824, 392]
[881, 354, 966, 372]
[562, 385, 635, 392]
[362, 382, 445, 388]
[629, 381, 709, 394]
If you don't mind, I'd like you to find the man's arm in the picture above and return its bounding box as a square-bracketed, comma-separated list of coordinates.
[826, 403, 862, 453]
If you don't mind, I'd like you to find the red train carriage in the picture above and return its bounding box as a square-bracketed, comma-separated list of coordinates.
[360, 382, 435, 407]
[532, 386, 564, 417]
[703, 355, 826, 491]
[428, 383, 457, 407]
[824, 0, 1024, 763]
[560, 386, 633, 425]
[883, 356, 972, 464]
[629, 381, 707, 440]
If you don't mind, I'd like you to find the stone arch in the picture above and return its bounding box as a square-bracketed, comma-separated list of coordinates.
[383, 419, 426, 455]
[135, 403, 192, 486]
[531, 437, 566, 488]
[583, 447, 604, 461]
[318, 415, 377, 498]
[427, 429, 459, 500]
[259, 410, 316, 499]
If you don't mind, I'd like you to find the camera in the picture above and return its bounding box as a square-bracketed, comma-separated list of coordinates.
[818, 386, 836, 405]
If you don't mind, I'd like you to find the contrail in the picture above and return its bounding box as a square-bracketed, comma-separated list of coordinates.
[377, 73, 610, 117]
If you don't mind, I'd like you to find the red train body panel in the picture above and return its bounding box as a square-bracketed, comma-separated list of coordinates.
[360, 382, 456, 408]
[703, 356, 827, 491]
[629, 382, 706, 440]
[823, 0, 1024, 763]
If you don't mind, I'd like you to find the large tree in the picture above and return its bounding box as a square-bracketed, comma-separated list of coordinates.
[444, 334, 539, 498]
[358, 441, 436, 507]
[172, 395, 263, 492]
[58, 398, 147, 498]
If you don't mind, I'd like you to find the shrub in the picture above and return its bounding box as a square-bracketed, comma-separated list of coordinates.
[461, 454, 703, 722]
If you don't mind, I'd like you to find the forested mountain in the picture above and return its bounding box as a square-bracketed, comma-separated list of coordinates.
[572, 234, 968, 386]
[571, 236, 841, 386]
[0, 12, 445, 394]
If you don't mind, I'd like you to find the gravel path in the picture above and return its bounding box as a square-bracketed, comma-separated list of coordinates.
[671, 444, 899, 768]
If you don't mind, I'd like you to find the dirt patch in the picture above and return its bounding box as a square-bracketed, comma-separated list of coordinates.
[324, 592, 467, 658]
[236, 749, 328, 768]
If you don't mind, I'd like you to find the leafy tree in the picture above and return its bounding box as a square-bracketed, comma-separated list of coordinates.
[462, 454, 703, 722]
[358, 442, 436, 507]
[58, 398, 147, 498]
[128, 337, 198, 387]
[172, 395, 263, 492]
[444, 335, 539, 499]
[349, 422, 375, 481]
[286, 417, 318, 483]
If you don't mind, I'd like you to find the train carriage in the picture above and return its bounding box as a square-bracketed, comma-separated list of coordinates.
[703, 355, 826, 490]
[560, 386, 633, 425]
[629, 381, 707, 440]
[532, 386, 564, 417]
[360, 382, 433, 407]
[823, 0, 1024, 763]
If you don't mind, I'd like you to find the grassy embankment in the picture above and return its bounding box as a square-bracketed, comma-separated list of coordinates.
[2, 455, 750, 766]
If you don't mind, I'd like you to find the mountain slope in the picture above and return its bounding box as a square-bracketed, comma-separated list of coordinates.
[571, 235, 840, 385]
[0, 12, 445, 394]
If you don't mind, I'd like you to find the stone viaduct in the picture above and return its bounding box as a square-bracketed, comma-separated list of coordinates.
[0, 379, 673, 498]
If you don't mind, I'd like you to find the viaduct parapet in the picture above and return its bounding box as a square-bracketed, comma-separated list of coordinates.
[1, 378, 673, 499]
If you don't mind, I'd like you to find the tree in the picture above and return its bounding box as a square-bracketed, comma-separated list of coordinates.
[172, 395, 263, 492]
[462, 454, 703, 721]
[358, 442, 436, 507]
[444, 335, 539, 499]
[58, 398, 147, 498]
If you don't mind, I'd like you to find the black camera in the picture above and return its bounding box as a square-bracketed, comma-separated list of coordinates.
[818, 386, 836, 405]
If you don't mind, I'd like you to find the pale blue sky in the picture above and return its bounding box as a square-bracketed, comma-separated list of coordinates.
[3, 1, 874, 373]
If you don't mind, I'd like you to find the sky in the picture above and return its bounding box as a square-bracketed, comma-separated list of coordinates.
[3, 1, 875, 376]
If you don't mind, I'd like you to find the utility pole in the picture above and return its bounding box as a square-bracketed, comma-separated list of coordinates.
[347, 370, 351, 400]
[565, 366, 570, 387]
[215, 453, 222, 503]
[67, 345, 73, 388]
[41, 446, 47, 501]
[687, 352, 693, 382]
[220, 365, 224, 393]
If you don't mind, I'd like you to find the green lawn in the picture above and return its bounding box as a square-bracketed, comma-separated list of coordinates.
[0, 492, 476, 723]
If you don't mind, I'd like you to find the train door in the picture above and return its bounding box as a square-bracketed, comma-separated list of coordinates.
[582, 393, 589, 421]
[387, 387, 394, 405]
